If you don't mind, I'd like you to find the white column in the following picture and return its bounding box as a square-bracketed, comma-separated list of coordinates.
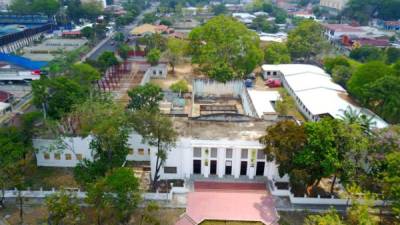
[217, 147, 225, 178]
[233, 148, 240, 179]
[202, 148, 209, 178]
[183, 141, 192, 179]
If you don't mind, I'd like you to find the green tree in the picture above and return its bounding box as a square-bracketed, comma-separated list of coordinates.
[142, 13, 159, 24]
[159, 18, 173, 26]
[118, 44, 133, 61]
[323, 56, 351, 74]
[382, 151, 400, 217]
[332, 65, 353, 88]
[129, 110, 177, 190]
[188, 15, 263, 82]
[347, 61, 394, 105]
[140, 202, 160, 225]
[72, 99, 131, 186]
[45, 190, 83, 225]
[127, 83, 164, 111]
[81, 27, 95, 40]
[164, 38, 187, 72]
[170, 79, 189, 95]
[32, 76, 88, 120]
[146, 48, 161, 66]
[31, 0, 60, 16]
[9, 0, 31, 14]
[103, 168, 141, 224]
[349, 46, 384, 63]
[294, 119, 340, 193]
[250, 16, 278, 33]
[259, 120, 307, 178]
[365, 75, 400, 123]
[386, 47, 400, 64]
[287, 20, 328, 61]
[70, 63, 101, 90]
[264, 42, 291, 64]
[114, 32, 125, 43]
[304, 209, 345, 225]
[212, 4, 227, 15]
[97, 51, 119, 72]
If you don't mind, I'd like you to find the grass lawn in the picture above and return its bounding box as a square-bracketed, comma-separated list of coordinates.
[278, 211, 319, 225]
[200, 221, 264, 225]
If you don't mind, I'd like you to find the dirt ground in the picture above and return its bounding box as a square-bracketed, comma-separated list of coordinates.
[26, 167, 79, 190]
[0, 204, 183, 225]
[151, 63, 203, 91]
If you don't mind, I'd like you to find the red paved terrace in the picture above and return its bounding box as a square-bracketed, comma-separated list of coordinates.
[176, 182, 279, 225]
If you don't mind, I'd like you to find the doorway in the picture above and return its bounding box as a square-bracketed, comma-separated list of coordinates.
[193, 160, 201, 174]
[240, 161, 247, 176]
[210, 160, 217, 175]
[225, 160, 232, 175]
[256, 162, 265, 176]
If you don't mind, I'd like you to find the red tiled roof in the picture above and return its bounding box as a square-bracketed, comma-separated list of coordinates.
[356, 38, 390, 47]
[384, 21, 400, 26]
[323, 24, 363, 32]
[62, 31, 81, 35]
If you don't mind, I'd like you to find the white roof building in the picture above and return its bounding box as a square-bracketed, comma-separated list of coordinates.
[247, 90, 280, 119]
[262, 64, 388, 128]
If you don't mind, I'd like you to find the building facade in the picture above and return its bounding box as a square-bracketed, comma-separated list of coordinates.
[319, 0, 348, 11]
[33, 132, 280, 181]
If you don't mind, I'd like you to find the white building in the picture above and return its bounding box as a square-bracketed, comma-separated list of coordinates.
[262, 64, 388, 128]
[320, 0, 349, 11]
[33, 119, 281, 181]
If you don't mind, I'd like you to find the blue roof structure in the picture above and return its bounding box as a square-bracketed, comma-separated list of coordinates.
[0, 53, 48, 70]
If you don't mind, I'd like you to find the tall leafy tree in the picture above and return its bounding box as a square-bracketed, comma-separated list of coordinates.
[287, 20, 328, 61]
[347, 61, 394, 105]
[146, 49, 161, 66]
[129, 110, 177, 190]
[127, 83, 164, 111]
[264, 42, 291, 64]
[188, 15, 263, 82]
[259, 120, 307, 178]
[45, 190, 83, 225]
[164, 38, 187, 73]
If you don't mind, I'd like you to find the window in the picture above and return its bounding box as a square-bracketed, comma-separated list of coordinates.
[211, 148, 217, 158]
[257, 150, 266, 159]
[128, 148, 134, 155]
[164, 167, 177, 174]
[241, 149, 248, 159]
[65, 154, 72, 160]
[153, 70, 156, 75]
[76, 154, 83, 160]
[44, 153, 50, 160]
[226, 148, 233, 158]
[54, 153, 61, 160]
[148, 149, 151, 155]
[138, 149, 145, 155]
[193, 147, 201, 158]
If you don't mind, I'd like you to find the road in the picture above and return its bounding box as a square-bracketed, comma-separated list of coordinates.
[87, 3, 159, 60]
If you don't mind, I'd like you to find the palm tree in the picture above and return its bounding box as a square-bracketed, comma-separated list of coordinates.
[339, 106, 376, 135]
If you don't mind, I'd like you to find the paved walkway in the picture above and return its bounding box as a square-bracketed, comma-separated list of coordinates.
[176, 181, 279, 225]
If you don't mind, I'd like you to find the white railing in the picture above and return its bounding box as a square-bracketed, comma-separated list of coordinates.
[268, 181, 386, 206]
[1, 185, 189, 202]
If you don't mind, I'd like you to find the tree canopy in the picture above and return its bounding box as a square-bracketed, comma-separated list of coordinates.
[127, 83, 164, 112]
[188, 15, 263, 82]
[287, 20, 328, 61]
[264, 42, 291, 64]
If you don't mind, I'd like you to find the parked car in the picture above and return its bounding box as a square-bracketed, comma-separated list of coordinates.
[265, 79, 281, 88]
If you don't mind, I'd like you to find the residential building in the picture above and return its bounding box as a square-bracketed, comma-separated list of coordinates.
[0, 0, 10, 9]
[383, 21, 400, 31]
[262, 64, 388, 128]
[319, 0, 348, 11]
